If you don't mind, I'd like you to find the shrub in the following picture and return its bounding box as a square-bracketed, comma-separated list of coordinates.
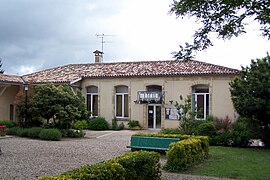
[16, 128, 29, 137]
[212, 131, 232, 146]
[0, 120, 16, 128]
[28, 127, 43, 139]
[195, 122, 216, 137]
[73, 120, 88, 130]
[6, 127, 19, 135]
[39, 150, 161, 180]
[111, 151, 161, 180]
[39, 129, 62, 141]
[214, 116, 233, 133]
[88, 117, 109, 130]
[165, 137, 209, 172]
[160, 128, 182, 134]
[112, 117, 125, 130]
[127, 120, 140, 128]
[231, 118, 253, 147]
[60, 162, 126, 180]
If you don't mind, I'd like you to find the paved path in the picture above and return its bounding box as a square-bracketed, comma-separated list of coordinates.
[0, 130, 228, 180]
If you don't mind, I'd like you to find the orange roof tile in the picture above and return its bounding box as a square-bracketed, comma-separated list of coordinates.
[22, 60, 240, 83]
[0, 73, 23, 84]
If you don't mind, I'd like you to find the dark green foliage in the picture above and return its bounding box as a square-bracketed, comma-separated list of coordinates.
[231, 118, 253, 147]
[73, 120, 88, 130]
[0, 120, 16, 128]
[27, 127, 43, 139]
[88, 117, 109, 130]
[170, 0, 270, 60]
[39, 129, 62, 141]
[39, 150, 161, 180]
[16, 84, 89, 129]
[230, 55, 270, 148]
[16, 128, 29, 137]
[195, 122, 216, 137]
[61, 129, 85, 138]
[127, 119, 140, 128]
[112, 117, 125, 130]
[160, 128, 182, 134]
[6, 127, 19, 135]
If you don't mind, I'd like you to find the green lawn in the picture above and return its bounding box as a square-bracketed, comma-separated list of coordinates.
[185, 146, 270, 180]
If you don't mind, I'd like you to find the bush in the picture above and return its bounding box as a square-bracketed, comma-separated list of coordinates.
[39, 150, 161, 180]
[73, 120, 88, 130]
[160, 128, 182, 134]
[0, 120, 16, 128]
[165, 137, 209, 172]
[16, 128, 29, 137]
[111, 150, 161, 180]
[195, 122, 216, 137]
[88, 117, 109, 130]
[111, 117, 125, 130]
[127, 120, 140, 128]
[6, 127, 19, 135]
[28, 127, 43, 139]
[60, 162, 126, 180]
[39, 129, 62, 141]
[231, 118, 253, 147]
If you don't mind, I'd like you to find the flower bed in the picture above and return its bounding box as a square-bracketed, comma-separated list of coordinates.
[0, 125, 7, 136]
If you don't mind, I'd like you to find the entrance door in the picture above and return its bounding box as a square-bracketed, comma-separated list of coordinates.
[148, 105, 161, 129]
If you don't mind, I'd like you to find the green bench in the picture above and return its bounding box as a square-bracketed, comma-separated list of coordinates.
[127, 136, 180, 151]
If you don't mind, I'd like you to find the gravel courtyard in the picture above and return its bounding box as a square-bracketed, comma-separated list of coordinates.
[0, 130, 226, 180]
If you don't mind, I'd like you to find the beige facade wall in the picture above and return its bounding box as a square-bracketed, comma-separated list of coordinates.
[81, 75, 237, 129]
[0, 85, 20, 121]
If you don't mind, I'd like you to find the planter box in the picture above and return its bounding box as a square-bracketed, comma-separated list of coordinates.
[0, 125, 7, 136]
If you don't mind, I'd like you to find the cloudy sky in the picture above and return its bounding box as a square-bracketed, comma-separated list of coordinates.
[1, 0, 270, 75]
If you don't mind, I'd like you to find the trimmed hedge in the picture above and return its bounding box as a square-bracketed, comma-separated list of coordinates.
[39, 150, 161, 180]
[165, 136, 209, 172]
[28, 127, 43, 139]
[39, 129, 62, 141]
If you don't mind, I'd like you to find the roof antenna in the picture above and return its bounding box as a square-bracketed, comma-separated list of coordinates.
[96, 33, 116, 53]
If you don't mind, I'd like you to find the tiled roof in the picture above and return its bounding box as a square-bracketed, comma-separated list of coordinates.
[23, 60, 240, 83]
[0, 73, 23, 84]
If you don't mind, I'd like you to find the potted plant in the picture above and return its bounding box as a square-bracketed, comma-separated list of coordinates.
[0, 125, 7, 136]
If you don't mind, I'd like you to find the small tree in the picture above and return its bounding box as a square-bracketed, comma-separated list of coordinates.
[175, 95, 197, 134]
[230, 54, 270, 148]
[17, 84, 89, 129]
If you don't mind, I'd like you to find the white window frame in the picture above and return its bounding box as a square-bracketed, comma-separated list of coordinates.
[193, 92, 209, 120]
[86, 86, 98, 117]
[115, 92, 128, 118]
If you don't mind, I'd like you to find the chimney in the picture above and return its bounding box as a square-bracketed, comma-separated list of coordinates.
[93, 50, 103, 63]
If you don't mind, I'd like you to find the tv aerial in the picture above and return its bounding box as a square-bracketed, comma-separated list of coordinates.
[96, 33, 116, 53]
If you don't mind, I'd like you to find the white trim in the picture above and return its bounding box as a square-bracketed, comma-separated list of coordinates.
[70, 77, 82, 85]
[115, 92, 128, 118]
[87, 92, 98, 116]
[193, 92, 209, 120]
[148, 104, 161, 129]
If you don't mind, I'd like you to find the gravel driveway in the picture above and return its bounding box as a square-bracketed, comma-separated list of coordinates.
[0, 130, 227, 180]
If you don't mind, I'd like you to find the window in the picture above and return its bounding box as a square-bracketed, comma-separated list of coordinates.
[86, 86, 98, 116]
[192, 85, 209, 120]
[115, 86, 128, 118]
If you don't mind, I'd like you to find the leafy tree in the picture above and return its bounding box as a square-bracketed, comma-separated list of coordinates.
[230, 54, 270, 148]
[17, 84, 89, 129]
[175, 95, 197, 134]
[0, 57, 4, 73]
[170, 0, 270, 60]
